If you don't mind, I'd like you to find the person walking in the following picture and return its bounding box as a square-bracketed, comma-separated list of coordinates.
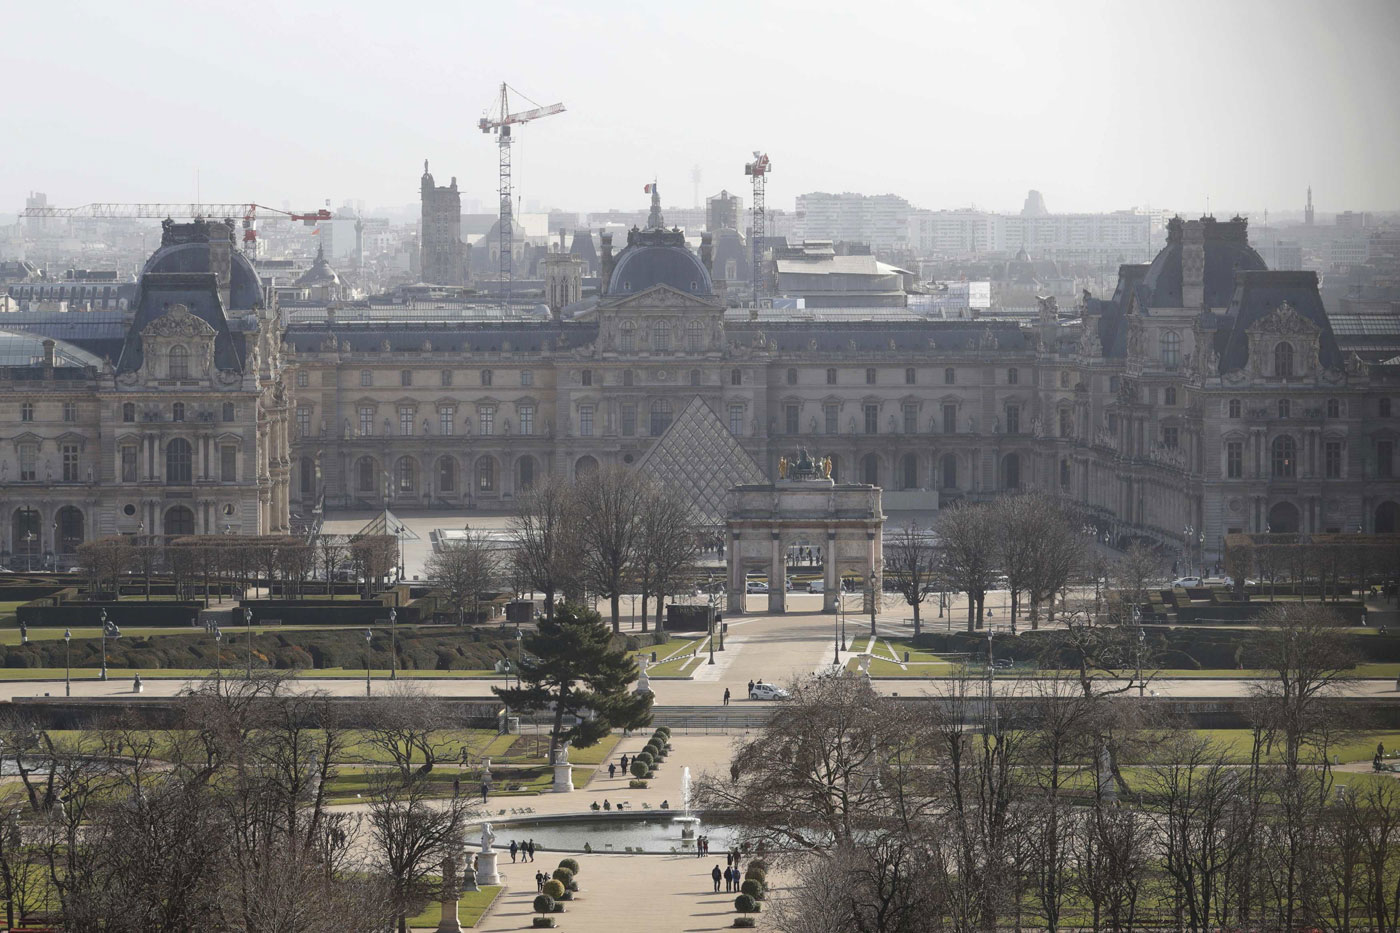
[480, 781, 489, 803]
[747, 679, 755, 697]
[620, 753, 629, 774]
[712, 864, 722, 893]
[723, 866, 732, 892]
[723, 687, 730, 706]
[509, 840, 518, 863]
[536, 871, 545, 892]
[528, 839, 536, 861]
[609, 762, 617, 779]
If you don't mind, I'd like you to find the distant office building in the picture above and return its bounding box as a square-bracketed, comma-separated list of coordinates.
[1021, 189, 1049, 217]
[1336, 211, 1371, 230]
[707, 190, 743, 232]
[794, 193, 912, 252]
[773, 240, 913, 308]
[1256, 239, 1304, 271]
[907, 210, 998, 254]
[419, 161, 467, 285]
[907, 208, 1153, 263]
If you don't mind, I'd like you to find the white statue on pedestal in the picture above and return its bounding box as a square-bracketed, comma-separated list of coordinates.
[635, 656, 653, 695]
[479, 823, 496, 853]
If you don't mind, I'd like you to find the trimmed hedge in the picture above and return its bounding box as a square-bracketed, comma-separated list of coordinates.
[558, 858, 579, 875]
[542, 879, 565, 900]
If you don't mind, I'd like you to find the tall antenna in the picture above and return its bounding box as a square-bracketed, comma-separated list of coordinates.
[478, 83, 565, 308]
[745, 152, 771, 305]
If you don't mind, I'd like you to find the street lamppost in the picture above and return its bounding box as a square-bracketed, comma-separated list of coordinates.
[364, 628, 373, 698]
[389, 608, 398, 680]
[23, 531, 34, 574]
[708, 595, 716, 665]
[1135, 621, 1146, 698]
[244, 607, 253, 679]
[99, 608, 109, 681]
[64, 628, 71, 697]
[868, 572, 877, 638]
[833, 590, 841, 666]
[212, 624, 223, 692]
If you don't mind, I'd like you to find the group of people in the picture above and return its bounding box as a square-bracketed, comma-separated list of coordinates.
[693, 835, 717, 857]
[508, 839, 536, 863]
[710, 850, 746, 892]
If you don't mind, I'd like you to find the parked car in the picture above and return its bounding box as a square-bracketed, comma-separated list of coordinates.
[1202, 575, 1231, 586]
[1170, 576, 1204, 588]
[807, 580, 826, 594]
[749, 682, 790, 701]
[993, 658, 1014, 669]
[746, 580, 769, 594]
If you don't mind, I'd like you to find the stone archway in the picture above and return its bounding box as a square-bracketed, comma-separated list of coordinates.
[1267, 501, 1300, 534]
[1376, 500, 1399, 534]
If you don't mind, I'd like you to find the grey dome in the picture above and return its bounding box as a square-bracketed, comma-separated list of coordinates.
[609, 242, 712, 296]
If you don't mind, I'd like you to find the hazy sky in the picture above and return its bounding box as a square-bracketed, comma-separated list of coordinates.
[7, 0, 1399, 219]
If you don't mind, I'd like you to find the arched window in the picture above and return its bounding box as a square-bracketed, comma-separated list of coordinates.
[1271, 435, 1297, 478]
[163, 505, 194, 537]
[122, 402, 135, 423]
[686, 320, 703, 351]
[730, 368, 742, 386]
[1229, 398, 1242, 418]
[1273, 341, 1295, 378]
[1327, 398, 1340, 418]
[516, 456, 536, 491]
[861, 453, 880, 486]
[165, 437, 192, 485]
[395, 457, 417, 493]
[1279, 398, 1291, 419]
[12, 507, 39, 556]
[786, 368, 797, 385]
[650, 399, 673, 435]
[171, 402, 185, 422]
[620, 321, 636, 352]
[437, 456, 456, 493]
[575, 455, 599, 479]
[476, 457, 496, 492]
[900, 454, 918, 490]
[940, 454, 958, 489]
[1161, 331, 1181, 368]
[652, 320, 671, 351]
[356, 457, 377, 492]
[168, 345, 189, 379]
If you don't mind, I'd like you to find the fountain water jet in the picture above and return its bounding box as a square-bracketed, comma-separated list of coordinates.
[674, 765, 699, 840]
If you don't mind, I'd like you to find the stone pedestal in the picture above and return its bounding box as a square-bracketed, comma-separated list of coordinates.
[476, 850, 500, 885]
[435, 851, 464, 933]
[552, 762, 574, 793]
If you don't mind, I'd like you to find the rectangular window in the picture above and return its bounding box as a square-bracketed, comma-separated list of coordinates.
[943, 403, 957, 435]
[1324, 440, 1342, 478]
[621, 404, 636, 437]
[581, 370, 592, 387]
[728, 404, 744, 436]
[1163, 426, 1179, 449]
[865, 368, 876, 385]
[400, 370, 412, 387]
[519, 405, 535, 436]
[785, 403, 799, 434]
[1059, 409, 1072, 437]
[826, 368, 837, 385]
[440, 370, 453, 387]
[521, 370, 533, 387]
[902, 404, 917, 434]
[905, 367, 916, 385]
[439, 407, 454, 436]
[297, 371, 309, 387]
[121, 445, 138, 483]
[824, 403, 839, 435]
[358, 406, 374, 436]
[360, 370, 372, 387]
[481, 370, 493, 387]
[296, 406, 311, 437]
[479, 407, 495, 436]
[1006, 406, 1020, 435]
[579, 405, 594, 437]
[1380, 441, 1394, 479]
[62, 444, 79, 482]
[20, 403, 33, 422]
[220, 445, 237, 482]
[63, 402, 77, 422]
[1008, 368, 1019, 385]
[19, 444, 36, 481]
[1227, 441, 1243, 478]
[864, 404, 878, 434]
[399, 406, 414, 436]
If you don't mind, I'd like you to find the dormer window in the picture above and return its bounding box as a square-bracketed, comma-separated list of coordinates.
[169, 345, 189, 379]
[1274, 341, 1295, 378]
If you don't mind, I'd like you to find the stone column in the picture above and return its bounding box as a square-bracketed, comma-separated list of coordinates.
[768, 532, 785, 614]
[823, 530, 838, 613]
[436, 847, 464, 933]
[727, 530, 745, 615]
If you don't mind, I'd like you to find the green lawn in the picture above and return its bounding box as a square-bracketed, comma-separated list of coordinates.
[406, 884, 501, 929]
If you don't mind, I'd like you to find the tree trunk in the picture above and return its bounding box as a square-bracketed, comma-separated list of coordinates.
[967, 594, 976, 633]
[639, 592, 649, 633]
[610, 592, 621, 633]
[911, 599, 921, 637]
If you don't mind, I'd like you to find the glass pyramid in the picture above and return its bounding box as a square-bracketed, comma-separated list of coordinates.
[636, 395, 767, 524]
[354, 509, 420, 541]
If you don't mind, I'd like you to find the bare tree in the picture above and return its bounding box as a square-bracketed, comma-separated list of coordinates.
[509, 473, 578, 621]
[635, 479, 701, 632]
[884, 522, 940, 636]
[364, 774, 476, 933]
[1108, 541, 1161, 624]
[363, 682, 462, 783]
[938, 501, 997, 631]
[574, 464, 646, 632]
[425, 531, 500, 625]
[315, 532, 348, 596]
[350, 534, 399, 599]
[77, 535, 134, 598]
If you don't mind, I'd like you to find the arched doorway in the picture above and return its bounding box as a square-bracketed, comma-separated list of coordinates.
[1376, 501, 1399, 534]
[940, 453, 958, 490]
[56, 506, 84, 554]
[355, 456, 379, 494]
[1002, 453, 1021, 490]
[12, 507, 40, 559]
[575, 455, 599, 479]
[164, 505, 195, 538]
[1267, 501, 1300, 534]
[861, 453, 881, 486]
[899, 453, 918, 490]
[517, 455, 537, 491]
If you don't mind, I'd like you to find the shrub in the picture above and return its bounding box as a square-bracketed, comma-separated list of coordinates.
[542, 879, 565, 900]
[733, 919, 755, 929]
[656, 725, 671, 736]
[744, 867, 767, 886]
[630, 759, 650, 779]
[533, 894, 555, 915]
[734, 893, 758, 916]
[551, 866, 574, 886]
[741, 878, 764, 900]
[748, 858, 768, 874]
[635, 751, 654, 768]
[629, 779, 648, 788]
[558, 857, 580, 875]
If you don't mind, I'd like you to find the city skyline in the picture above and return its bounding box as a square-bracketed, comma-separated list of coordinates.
[5, 0, 1400, 220]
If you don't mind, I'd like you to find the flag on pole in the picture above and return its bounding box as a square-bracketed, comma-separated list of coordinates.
[311, 227, 321, 235]
[643, 184, 653, 194]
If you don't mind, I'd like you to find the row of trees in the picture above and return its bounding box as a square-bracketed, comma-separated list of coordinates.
[700, 604, 1396, 933]
[509, 466, 700, 631]
[76, 533, 400, 603]
[885, 492, 1092, 635]
[1225, 533, 1400, 602]
[0, 677, 478, 933]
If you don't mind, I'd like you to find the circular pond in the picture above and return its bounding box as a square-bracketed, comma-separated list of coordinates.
[496, 812, 739, 855]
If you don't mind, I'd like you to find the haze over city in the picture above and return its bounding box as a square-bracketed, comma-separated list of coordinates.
[7, 0, 1400, 217]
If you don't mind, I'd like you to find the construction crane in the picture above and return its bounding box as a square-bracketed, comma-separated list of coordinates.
[17, 203, 333, 252]
[745, 152, 771, 305]
[478, 83, 564, 307]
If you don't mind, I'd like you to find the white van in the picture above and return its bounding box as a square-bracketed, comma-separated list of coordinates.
[807, 580, 825, 594]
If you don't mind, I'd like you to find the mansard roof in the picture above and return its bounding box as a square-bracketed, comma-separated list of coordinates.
[1137, 216, 1266, 311]
[1214, 270, 1343, 373]
[282, 321, 597, 355]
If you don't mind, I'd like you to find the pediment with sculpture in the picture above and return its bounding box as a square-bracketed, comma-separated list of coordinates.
[1247, 301, 1320, 337]
[142, 303, 217, 339]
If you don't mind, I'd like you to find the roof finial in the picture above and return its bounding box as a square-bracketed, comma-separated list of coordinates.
[647, 180, 664, 229]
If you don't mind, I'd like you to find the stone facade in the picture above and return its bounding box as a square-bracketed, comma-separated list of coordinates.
[420, 161, 467, 286]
